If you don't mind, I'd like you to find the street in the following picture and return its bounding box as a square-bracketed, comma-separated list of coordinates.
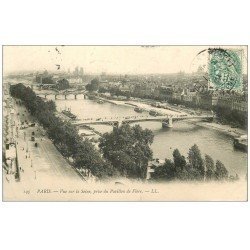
[3, 97, 83, 200]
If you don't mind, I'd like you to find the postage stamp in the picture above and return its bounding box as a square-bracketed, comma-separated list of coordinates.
[208, 48, 243, 90]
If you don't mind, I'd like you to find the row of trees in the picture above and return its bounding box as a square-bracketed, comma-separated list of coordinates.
[151, 144, 233, 182]
[10, 83, 115, 179]
[213, 105, 247, 129]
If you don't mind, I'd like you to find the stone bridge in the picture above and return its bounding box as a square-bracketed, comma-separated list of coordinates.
[36, 90, 86, 99]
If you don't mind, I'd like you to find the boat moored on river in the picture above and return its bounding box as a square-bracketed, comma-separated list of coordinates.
[233, 135, 247, 152]
[62, 110, 77, 120]
[162, 120, 173, 128]
[134, 107, 143, 113]
[149, 110, 160, 116]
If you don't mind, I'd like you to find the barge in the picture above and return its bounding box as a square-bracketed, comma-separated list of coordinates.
[134, 107, 143, 113]
[149, 110, 160, 116]
[233, 135, 247, 152]
[62, 110, 77, 120]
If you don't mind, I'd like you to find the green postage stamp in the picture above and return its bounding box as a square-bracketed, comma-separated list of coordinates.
[208, 48, 243, 90]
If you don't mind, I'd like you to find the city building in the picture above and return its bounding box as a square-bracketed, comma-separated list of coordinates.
[217, 94, 247, 112]
[197, 91, 219, 109]
[74, 66, 79, 76]
[79, 67, 84, 76]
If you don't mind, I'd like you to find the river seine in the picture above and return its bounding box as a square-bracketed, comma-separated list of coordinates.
[50, 95, 247, 177]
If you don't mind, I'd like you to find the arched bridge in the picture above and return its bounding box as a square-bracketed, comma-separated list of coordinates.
[36, 90, 86, 100]
[71, 114, 214, 128]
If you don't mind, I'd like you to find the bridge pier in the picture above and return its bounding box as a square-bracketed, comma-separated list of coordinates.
[162, 117, 173, 128]
[169, 117, 173, 127]
[112, 121, 120, 129]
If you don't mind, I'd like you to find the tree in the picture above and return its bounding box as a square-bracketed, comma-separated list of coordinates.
[56, 78, 69, 90]
[215, 160, 228, 180]
[173, 149, 186, 177]
[205, 154, 215, 180]
[151, 159, 175, 181]
[188, 144, 205, 180]
[46, 100, 56, 112]
[214, 105, 247, 129]
[42, 76, 54, 85]
[74, 139, 116, 179]
[107, 150, 135, 177]
[99, 124, 154, 179]
[125, 92, 131, 99]
[86, 78, 99, 92]
[91, 78, 99, 85]
[98, 87, 108, 93]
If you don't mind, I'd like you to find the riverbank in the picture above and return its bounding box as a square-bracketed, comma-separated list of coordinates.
[194, 121, 247, 139]
[97, 95, 184, 116]
[98, 95, 247, 139]
[82, 95, 247, 147]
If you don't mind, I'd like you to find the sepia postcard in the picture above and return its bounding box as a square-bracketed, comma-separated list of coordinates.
[2, 45, 248, 201]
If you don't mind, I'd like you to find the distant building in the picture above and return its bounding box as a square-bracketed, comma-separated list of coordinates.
[172, 90, 183, 101]
[134, 84, 152, 97]
[217, 94, 247, 112]
[155, 86, 173, 100]
[119, 84, 131, 93]
[198, 92, 219, 109]
[35, 74, 54, 85]
[5, 143, 16, 160]
[80, 67, 84, 76]
[68, 77, 83, 87]
[183, 90, 196, 103]
[74, 66, 79, 76]
[43, 70, 49, 77]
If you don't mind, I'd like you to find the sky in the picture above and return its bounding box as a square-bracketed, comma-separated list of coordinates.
[3, 45, 247, 75]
